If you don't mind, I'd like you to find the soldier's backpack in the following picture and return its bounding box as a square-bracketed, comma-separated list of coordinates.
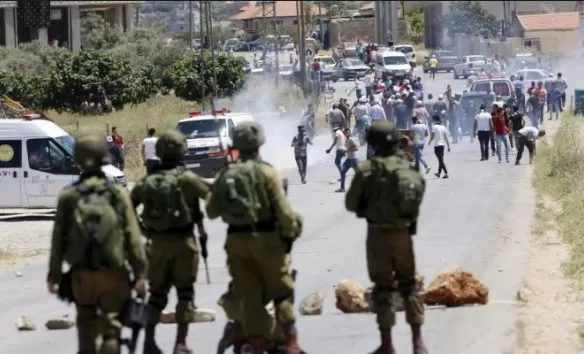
[213, 159, 272, 226]
[141, 169, 192, 232]
[364, 156, 425, 225]
[66, 181, 126, 270]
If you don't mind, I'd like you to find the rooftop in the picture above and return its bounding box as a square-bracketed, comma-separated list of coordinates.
[516, 11, 580, 32]
[231, 1, 327, 21]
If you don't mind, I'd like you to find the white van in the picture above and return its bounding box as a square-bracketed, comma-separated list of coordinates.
[0, 118, 126, 209]
[374, 50, 412, 81]
[176, 108, 255, 178]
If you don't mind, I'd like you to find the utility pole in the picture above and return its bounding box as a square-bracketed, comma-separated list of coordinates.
[206, 1, 218, 109]
[318, 1, 323, 46]
[298, 1, 307, 95]
[189, 1, 193, 50]
[273, 2, 280, 87]
[199, 0, 206, 110]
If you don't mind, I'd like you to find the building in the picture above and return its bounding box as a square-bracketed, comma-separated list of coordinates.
[0, 1, 143, 51]
[230, 1, 327, 34]
[166, 2, 200, 35]
[513, 11, 580, 53]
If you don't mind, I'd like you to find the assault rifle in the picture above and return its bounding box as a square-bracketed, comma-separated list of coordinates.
[196, 220, 211, 284]
[121, 293, 146, 354]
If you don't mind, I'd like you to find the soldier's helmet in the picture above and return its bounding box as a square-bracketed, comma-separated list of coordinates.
[156, 130, 187, 161]
[74, 134, 110, 170]
[232, 121, 265, 152]
[366, 120, 400, 149]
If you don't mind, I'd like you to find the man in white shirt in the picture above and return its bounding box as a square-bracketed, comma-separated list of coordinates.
[364, 70, 375, 100]
[142, 128, 159, 174]
[515, 127, 546, 165]
[411, 116, 431, 174]
[428, 116, 451, 179]
[473, 104, 494, 161]
[326, 126, 346, 180]
[336, 128, 359, 193]
[369, 98, 387, 121]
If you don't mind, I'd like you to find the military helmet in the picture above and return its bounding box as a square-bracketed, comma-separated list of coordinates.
[74, 134, 110, 170]
[366, 120, 400, 149]
[232, 121, 265, 152]
[156, 129, 187, 161]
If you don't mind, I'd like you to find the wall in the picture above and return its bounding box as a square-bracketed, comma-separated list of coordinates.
[523, 29, 580, 56]
[329, 18, 408, 48]
[452, 34, 524, 59]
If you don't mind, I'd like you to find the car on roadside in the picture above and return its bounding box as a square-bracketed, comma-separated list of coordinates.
[313, 54, 336, 69]
[320, 67, 340, 82]
[391, 44, 416, 65]
[338, 42, 358, 57]
[453, 55, 488, 79]
[422, 50, 457, 73]
[511, 69, 548, 81]
[335, 58, 369, 81]
[373, 50, 411, 81]
[469, 78, 514, 100]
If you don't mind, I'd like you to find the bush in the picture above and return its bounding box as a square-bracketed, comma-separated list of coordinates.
[162, 51, 247, 102]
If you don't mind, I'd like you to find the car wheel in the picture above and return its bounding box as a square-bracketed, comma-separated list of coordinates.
[344, 75, 349, 81]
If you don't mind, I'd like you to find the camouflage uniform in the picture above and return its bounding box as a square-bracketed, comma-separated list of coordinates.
[130, 130, 210, 354]
[47, 134, 147, 354]
[206, 121, 304, 354]
[345, 121, 428, 354]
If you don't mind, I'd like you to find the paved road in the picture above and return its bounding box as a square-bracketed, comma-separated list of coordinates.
[0, 71, 531, 353]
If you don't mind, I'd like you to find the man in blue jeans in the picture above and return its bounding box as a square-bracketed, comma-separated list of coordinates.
[326, 125, 346, 181]
[336, 128, 359, 192]
[411, 116, 431, 174]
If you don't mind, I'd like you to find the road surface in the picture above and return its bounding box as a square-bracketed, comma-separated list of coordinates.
[0, 70, 532, 354]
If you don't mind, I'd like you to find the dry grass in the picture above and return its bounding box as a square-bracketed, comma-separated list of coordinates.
[413, 44, 428, 66]
[0, 248, 42, 267]
[50, 96, 200, 181]
[532, 114, 584, 287]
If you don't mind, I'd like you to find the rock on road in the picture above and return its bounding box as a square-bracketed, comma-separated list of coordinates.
[0, 71, 532, 353]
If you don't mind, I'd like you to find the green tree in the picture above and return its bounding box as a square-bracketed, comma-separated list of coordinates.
[405, 7, 424, 44]
[80, 12, 124, 49]
[444, 1, 499, 38]
[46, 50, 156, 112]
[162, 52, 246, 102]
[0, 70, 50, 110]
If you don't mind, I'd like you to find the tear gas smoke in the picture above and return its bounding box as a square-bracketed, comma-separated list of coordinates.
[220, 76, 332, 170]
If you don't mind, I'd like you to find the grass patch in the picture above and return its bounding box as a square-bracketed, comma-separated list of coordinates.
[0, 248, 42, 266]
[532, 115, 584, 287]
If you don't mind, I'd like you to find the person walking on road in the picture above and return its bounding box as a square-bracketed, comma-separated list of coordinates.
[411, 116, 431, 174]
[428, 55, 438, 80]
[492, 107, 511, 163]
[326, 125, 347, 180]
[428, 116, 450, 179]
[142, 128, 159, 174]
[336, 128, 359, 193]
[345, 120, 428, 354]
[515, 127, 546, 165]
[474, 104, 494, 161]
[291, 125, 312, 184]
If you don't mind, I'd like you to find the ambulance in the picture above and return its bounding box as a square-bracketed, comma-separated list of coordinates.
[176, 108, 254, 178]
[0, 116, 126, 209]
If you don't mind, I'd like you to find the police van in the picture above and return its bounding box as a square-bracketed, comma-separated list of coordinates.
[0, 116, 126, 209]
[176, 108, 254, 178]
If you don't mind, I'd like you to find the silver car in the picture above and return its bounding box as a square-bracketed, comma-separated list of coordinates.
[453, 55, 488, 79]
[335, 58, 370, 81]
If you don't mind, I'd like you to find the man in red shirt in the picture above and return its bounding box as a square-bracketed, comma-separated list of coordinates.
[111, 126, 124, 149]
[492, 106, 510, 163]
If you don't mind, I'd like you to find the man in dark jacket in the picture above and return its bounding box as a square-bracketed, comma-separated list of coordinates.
[106, 136, 124, 171]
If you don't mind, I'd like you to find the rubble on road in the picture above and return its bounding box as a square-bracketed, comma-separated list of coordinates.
[423, 266, 489, 307]
[335, 279, 370, 313]
[15, 316, 36, 331]
[45, 315, 75, 330]
[160, 308, 216, 324]
[299, 291, 325, 315]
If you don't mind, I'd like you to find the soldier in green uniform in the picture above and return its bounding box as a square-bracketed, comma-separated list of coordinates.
[345, 121, 428, 354]
[216, 282, 287, 354]
[47, 134, 147, 354]
[206, 121, 304, 354]
[130, 130, 210, 354]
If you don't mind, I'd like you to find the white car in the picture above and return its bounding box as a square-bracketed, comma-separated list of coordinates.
[453, 55, 488, 79]
[512, 69, 548, 81]
[391, 44, 416, 63]
[373, 51, 412, 81]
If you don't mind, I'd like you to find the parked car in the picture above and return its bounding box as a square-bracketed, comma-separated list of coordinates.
[453, 55, 488, 79]
[313, 54, 336, 69]
[469, 79, 514, 99]
[278, 64, 294, 77]
[320, 67, 340, 83]
[373, 51, 411, 81]
[391, 44, 416, 65]
[335, 58, 369, 81]
[422, 50, 457, 73]
[338, 42, 359, 57]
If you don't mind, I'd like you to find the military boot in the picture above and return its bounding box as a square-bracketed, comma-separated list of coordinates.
[143, 325, 163, 354]
[282, 326, 303, 354]
[411, 324, 428, 354]
[369, 330, 395, 354]
[173, 323, 193, 354]
[245, 336, 266, 354]
[217, 321, 248, 354]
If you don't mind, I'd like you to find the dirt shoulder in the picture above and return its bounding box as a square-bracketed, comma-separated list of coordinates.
[514, 118, 584, 353]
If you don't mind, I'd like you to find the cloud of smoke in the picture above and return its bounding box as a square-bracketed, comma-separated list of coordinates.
[220, 76, 332, 171]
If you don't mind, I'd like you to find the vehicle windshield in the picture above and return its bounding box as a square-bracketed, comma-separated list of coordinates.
[344, 58, 364, 66]
[383, 56, 408, 65]
[54, 135, 75, 156]
[394, 46, 414, 53]
[177, 119, 228, 139]
[316, 57, 335, 65]
[435, 51, 455, 57]
[469, 56, 486, 63]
